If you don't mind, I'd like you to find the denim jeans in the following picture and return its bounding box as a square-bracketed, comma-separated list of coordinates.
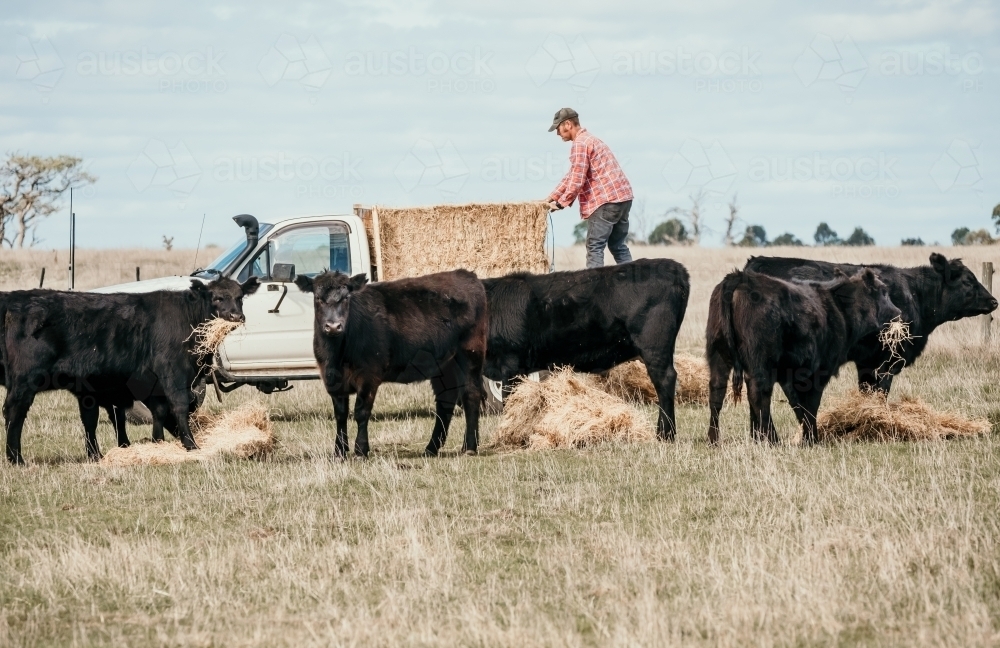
[585, 200, 633, 268]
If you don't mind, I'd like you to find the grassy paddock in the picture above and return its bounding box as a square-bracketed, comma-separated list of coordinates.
[1, 245, 999, 646]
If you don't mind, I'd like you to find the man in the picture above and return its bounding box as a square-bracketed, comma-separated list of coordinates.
[546, 107, 634, 268]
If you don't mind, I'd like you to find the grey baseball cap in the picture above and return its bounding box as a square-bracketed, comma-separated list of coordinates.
[548, 107, 579, 132]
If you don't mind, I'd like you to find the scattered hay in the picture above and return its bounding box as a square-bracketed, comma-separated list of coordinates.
[877, 317, 917, 377]
[371, 202, 550, 280]
[599, 354, 713, 406]
[491, 367, 654, 451]
[190, 318, 243, 355]
[817, 390, 989, 442]
[101, 402, 275, 466]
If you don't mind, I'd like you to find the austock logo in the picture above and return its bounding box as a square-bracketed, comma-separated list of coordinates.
[126, 139, 202, 197]
[929, 140, 982, 193]
[793, 34, 868, 103]
[15, 35, 64, 95]
[525, 34, 600, 91]
[394, 140, 469, 195]
[662, 139, 737, 193]
[258, 34, 333, 91]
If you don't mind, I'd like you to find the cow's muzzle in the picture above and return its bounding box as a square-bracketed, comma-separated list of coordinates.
[323, 322, 344, 336]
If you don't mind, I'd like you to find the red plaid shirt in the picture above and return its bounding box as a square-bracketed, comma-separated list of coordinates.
[549, 129, 633, 218]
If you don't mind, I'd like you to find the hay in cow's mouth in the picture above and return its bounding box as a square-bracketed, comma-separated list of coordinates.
[877, 317, 916, 377]
[190, 318, 243, 356]
[816, 389, 989, 442]
[489, 367, 654, 451]
[100, 401, 275, 467]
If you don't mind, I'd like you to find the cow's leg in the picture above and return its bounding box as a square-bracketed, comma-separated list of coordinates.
[637, 309, 682, 442]
[798, 388, 824, 445]
[857, 364, 895, 395]
[353, 385, 379, 458]
[458, 353, 484, 455]
[4, 387, 37, 465]
[332, 394, 349, 458]
[707, 358, 729, 445]
[426, 359, 463, 457]
[746, 377, 777, 444]
[110, 404, 130, 448]
[161, 385, 198, 451]
[645, 360, 678, 442]
[77, 396, 102, 461]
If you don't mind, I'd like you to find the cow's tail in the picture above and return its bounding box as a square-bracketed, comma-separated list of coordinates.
[719, 271, 745, 403]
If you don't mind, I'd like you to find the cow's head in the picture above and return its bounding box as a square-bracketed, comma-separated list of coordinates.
[295, 271, 368, 337]
[832, 268, 901, 337]
[929, 253, 998, 320]
[191, 277, 261, 322]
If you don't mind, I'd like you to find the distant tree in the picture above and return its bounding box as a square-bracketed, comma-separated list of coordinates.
[648, 218, 688, 245]
[0, 153, 96, 248]
[963, 229, 996, 245]
[993, 203, 1000, 234]
[664, 189, 705, 245]
[843, 227, 875, 246]
[900, 237, 924, 246]
[771, 232, 804, 246]
[737, 224, 768, 247]
[573, 220, 588, 245]
[162, 235, 174, 251]
[722, 193, 740, 246]
[951, 227, 971, 245]
[814, 222, 840, 246]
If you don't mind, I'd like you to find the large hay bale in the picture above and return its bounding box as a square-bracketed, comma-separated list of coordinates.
[101, 402, 275, 466]
[599, 354, 712, 406]
[491, 367, 654, 451]
[372, 202, 549, 280]
[817, 390, 989, 442]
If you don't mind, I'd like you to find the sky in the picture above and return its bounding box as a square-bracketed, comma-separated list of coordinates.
[1, 0, 997, 251]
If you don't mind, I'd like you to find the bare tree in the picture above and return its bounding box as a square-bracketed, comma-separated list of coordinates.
[626, 197, 649, 242]
[722, 192, 740, 246]
[162, 235, 174, 251]
[0, 154, 96, 248]
[664, 189, 706, 245]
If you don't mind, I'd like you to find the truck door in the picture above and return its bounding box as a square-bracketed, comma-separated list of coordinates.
[219, 221, 352, 372]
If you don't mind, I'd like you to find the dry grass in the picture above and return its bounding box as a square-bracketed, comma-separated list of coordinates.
[373, 202, 550, 280]
[817, 389, 990, 442]
[492, 367, 654, 450]
[100, 402, 274, 466]
[600, 354, 712, 405]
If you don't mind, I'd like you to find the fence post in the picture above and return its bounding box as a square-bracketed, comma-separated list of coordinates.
[983, 261, 994, 342]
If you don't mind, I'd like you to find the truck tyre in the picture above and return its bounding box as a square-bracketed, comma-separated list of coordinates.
[481, 372, 546, 415]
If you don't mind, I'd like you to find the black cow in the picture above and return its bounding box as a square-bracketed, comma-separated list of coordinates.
[706, 268, 900, 445]
[1, 277, 259, 464]
[482, 258, 690, 439]
[745, 253, 997, 392]
[295, 270, 488, 458]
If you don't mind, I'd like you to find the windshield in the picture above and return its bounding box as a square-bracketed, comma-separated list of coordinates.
[193, 223, 273, 278]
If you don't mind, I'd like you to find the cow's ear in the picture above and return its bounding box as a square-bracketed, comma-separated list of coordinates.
[294, 275, 314, 293]
[930, 253, 950, 280]
[25, 305, 46, 337]
[188, 280, 210, 301]
[861, 268, 877, 289]
[241, 276, 261, 296]
[347, 273, 369, 292]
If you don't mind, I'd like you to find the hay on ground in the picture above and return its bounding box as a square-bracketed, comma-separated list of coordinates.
[491, 367, 654, 451]
[190, 318, 243, 355]
[371, 202, 550, 280]
[101, 402, 275, 466]
[599, 354, 714, 406]
[816, 390, 989, 442]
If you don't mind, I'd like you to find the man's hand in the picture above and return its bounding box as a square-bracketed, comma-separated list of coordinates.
[546, 200, 564, 211]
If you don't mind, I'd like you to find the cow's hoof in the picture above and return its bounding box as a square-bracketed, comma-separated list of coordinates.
[182, 441, 200, 452]
[462, 449, 478, 456]
[423, 448, 439, 458]
[87, 454, 103, 463]
[7, 455, 25, 466]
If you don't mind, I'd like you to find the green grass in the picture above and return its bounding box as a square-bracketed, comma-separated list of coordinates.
[1, 344, 999, 647]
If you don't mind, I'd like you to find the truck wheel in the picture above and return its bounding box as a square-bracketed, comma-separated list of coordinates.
[481, 372, 545, 416]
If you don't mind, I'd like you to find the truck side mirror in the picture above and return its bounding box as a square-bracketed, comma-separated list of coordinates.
[272, 263, 295, 283]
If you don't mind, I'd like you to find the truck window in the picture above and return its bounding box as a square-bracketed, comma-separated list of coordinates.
[239, 222, 351, 281]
